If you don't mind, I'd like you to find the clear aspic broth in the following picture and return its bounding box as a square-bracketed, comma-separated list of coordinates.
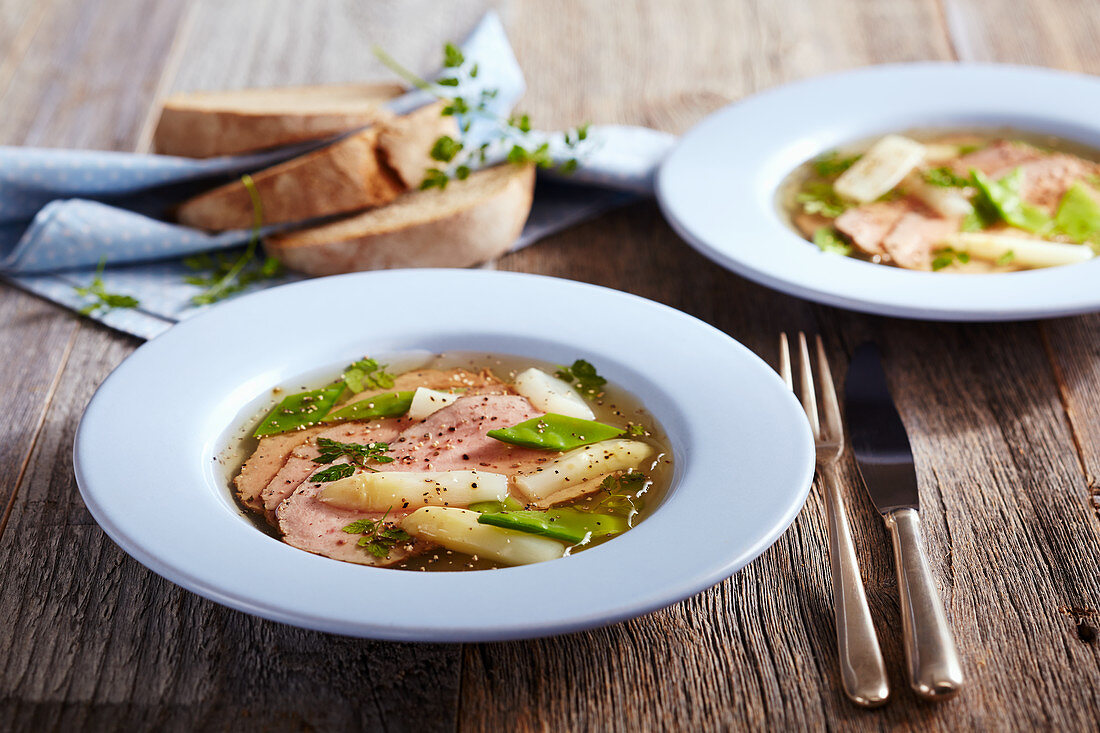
[226, 351, 675, 572]
[776, 127, 1100, 272]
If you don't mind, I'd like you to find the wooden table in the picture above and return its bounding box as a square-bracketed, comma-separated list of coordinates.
[2, 0, 1098, 729]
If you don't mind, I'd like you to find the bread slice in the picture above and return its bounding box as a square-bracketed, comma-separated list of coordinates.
[152, 83, 405, 158]
[264, 164, 535, 275]
[176, 103, 458, 232]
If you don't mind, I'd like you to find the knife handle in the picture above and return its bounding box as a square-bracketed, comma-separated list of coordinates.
[821, 464, 889, 708]
[884, 508, 964, 700]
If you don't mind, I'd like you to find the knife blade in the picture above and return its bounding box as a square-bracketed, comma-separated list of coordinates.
[844, 341, 964, 701]
[844, 342, 919, 514]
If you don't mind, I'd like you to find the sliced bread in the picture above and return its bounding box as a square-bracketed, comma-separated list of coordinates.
[263, 164, 535, 275]
[152, 83, 404, 158]
[176, 103, 458, 232]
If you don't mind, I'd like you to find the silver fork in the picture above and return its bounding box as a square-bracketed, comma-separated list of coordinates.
[780, 332, 889, 708]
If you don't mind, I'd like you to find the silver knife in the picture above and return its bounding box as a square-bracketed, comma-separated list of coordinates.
[844, 342, 964, 700]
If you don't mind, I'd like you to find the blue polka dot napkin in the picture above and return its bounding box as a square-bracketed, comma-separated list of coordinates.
[1, 11, 674, 339]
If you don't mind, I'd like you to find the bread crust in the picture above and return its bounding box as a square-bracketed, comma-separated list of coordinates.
[152, 83, 404, 158]
[263, 165, 535, 275]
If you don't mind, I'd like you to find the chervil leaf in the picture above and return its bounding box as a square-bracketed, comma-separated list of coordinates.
[343, 519, 377, 534]
[812, 151, 861, 178]
[313, 463, 355, 483]
[430, 135, 463, 163]
[443, 42, 464, 67]
[813, 227, 852, 256]
[72, 258, 141, 316]
[313, 439, 392, 470]
[554, 359, 607, 399]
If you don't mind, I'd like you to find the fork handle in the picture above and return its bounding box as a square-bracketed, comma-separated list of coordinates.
[884, 508, 964, 700]
[820, 464, 890, 707]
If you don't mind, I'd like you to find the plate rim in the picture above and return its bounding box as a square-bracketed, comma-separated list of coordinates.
[73, 268, 816, 641]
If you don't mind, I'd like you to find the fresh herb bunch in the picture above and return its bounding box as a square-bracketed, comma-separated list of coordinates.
[313, 438, 394, 471]
[73, 258, 140, 316]
[555, 359, 607, 399]
[342, 508, 411, 558]
[374, 42, 590, 189]
[343, 358, 395, 393]
[184, 174, 282, 305]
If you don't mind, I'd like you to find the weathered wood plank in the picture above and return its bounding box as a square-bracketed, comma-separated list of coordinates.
[0, 0, 193, 535]
[0, 321, 462, 732]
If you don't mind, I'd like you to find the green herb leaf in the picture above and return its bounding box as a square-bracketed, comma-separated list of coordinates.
[931, 247, 969, 271]
[813, 227, 852, 255]
[322, 391, 415, 423]
[796, 181, 848, 218]
[342, 506, 406, 559]
[73, 258, 140, 316]
[312, 463, 355, 483]
[342, 358, 395, 393]
[554, 359, 607, 399]
[343, 518, 377, 534]
[971, 168, 1052, 234]
[922, 166, 971, 188]
[626, 423, 648, 437]
[186, 174, 283, 305]
[253, 383, 347, 437]
[487, 414, 623, 451]
[313, 438, 393, 470]
[420, 168, 450, 190]
[996, 250, 1016, 265]
[443, 42, 464, 67]
[430, 135, 463, 163]
[812, 151, 861, 178]
[594, 470, 648, 515]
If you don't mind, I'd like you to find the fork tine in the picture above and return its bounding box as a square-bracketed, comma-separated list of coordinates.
[778, 333, 794, 391]
[797, 332, 821, 438]
[815, 335, 843, 442]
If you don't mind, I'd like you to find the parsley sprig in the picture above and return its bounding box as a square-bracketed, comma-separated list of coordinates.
[342, 507, 411, 558]
[373, 42, 590, 189]
[184, 174, 283, 305]
[73, 258, 140, 316]
[555, 359, 607, 400]
[343, 358, 395, 393]
[313, 438, 394, 471]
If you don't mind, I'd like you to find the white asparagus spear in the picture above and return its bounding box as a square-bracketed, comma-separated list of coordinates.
[835, 135, 925, 203]
[319, 470, 507, 511]
[513, 439, 653, 502]
[512, 368, 594, 420]
[943, 233, 1094, 269]
[402, 507, 567, 565]
[407, 387, 461, 421]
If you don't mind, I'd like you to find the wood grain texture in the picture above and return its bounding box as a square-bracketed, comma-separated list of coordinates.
[0, 0, 1098, 731]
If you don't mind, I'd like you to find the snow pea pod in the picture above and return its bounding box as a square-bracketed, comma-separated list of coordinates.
[477, 507, 629, 544]
[487, 413, 623, 451]
[323, 390, 415, 423]
[253, 382, 347, 437]
[971, 168, 1051, 233]
[1055, 182, 1100, 243]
